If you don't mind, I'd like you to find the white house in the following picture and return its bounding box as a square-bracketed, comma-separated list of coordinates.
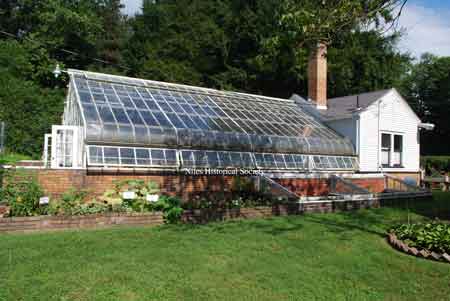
[293, 44, 434, 183]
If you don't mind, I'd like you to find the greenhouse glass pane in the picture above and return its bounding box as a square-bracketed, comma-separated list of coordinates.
[136, 148, 151, 165]
[169, 102, 185, 114]
[179, 114, 199, 130]
[181, 151, 195, 167]
[106, 94, 120, 104]
[126, 109, 146, 125]
[165, 150, 177, 166]
[274, 154, 286, 169]
[144, 99, 160, 111]
[79, 91, 93, 103]
[218, 152, 231, 167]
[119, 96, 134, 108]
[241, 153, 254, 168]
[89, 146, 103, 164]
[140, 110, 160, 127]
[92, 93, 107, 103]
[180, 104, 195, 114]
[191, 116, 210, 130]
[98, 105, 116, 123]
[254, 153, 265, 168]
[206, 151, 219, 167]
[132, 97, 147, 109]
[228, 152, 241, 167]
[284, 154, 296, 169]
[120, 148, 136, 165]
[158, 101, 173, 112]
[336, 156, 346, 169]
[74, 71, 356, 156]
[82, 104, 100, 123]
[328, 156, 339, 169]
[151, 149, 165, 165]
[166, 113, 186, 129]
[153, 112, 172, 128]
[112, 108, 131, 124]
[313, 156, 321, 169]
[104, 147, 119, 165]
[343, 157, 353, 169]
[263, 154, 276, 168]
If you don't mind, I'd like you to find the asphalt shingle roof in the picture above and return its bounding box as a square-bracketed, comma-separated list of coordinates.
[319, 89, 392, 120]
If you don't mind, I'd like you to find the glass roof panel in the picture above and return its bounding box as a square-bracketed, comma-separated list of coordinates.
[72, 70, 355, 157]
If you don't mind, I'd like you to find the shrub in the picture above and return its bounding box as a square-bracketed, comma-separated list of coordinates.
[0, 170, 44, 216]
[157, 195, 184, 224]
[421, 156, 450, 176]
[391, 221, 450, 254]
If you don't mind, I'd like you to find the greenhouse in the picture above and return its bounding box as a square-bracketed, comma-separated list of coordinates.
[45, 69, 358, 172]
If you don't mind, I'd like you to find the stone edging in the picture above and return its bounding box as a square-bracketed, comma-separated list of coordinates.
[387, 233, 450, 263]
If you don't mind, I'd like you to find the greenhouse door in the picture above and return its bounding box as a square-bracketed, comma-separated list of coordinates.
[50, 126, 80, 169]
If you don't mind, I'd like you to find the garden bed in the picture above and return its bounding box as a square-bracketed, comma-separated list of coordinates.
[388, 232, 450, 263]
[388, 221, 450, 263]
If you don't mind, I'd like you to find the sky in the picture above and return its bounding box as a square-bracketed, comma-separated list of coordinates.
[121, 0, 450, 59]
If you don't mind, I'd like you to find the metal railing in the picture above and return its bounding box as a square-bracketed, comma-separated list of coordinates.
[384, 174, 427, 193]
[250, 174, 300, 201]
[328, 174, 371, 196]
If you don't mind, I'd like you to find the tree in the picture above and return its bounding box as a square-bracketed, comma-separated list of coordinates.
[275, 0, 408, 49]
[327, 30, 411, 97]
[0, 40, 64, 157]
[124, 0, 411, 98]
[400, 54, 450, 155]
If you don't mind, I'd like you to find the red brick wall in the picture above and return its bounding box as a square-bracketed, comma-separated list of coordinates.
[4, 169, 387, 200]
[347, 178, 385, 193]
[275, 178, 329, 196]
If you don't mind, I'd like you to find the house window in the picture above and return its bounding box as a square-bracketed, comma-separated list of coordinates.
[381, 133, 403, 168]
[381, 133, 391, 167]
[393, 135, 403, 167]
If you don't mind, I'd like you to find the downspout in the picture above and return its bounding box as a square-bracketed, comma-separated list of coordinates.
[377, 100, 381, 172]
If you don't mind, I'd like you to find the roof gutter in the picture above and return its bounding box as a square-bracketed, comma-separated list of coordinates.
[418, 123, 435, 131]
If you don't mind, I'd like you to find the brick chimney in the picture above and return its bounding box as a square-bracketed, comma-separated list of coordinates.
[308, 43, 327, 109]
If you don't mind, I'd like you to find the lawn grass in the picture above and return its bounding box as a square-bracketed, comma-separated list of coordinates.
[1, 194, 450, 300]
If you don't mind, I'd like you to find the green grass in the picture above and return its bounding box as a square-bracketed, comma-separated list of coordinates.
[1, 194, 450, 301]
[0, 152, 31, 165]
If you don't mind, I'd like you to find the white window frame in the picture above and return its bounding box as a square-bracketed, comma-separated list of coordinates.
[380, 132, 404, 169]
[50, 125, 81, 169]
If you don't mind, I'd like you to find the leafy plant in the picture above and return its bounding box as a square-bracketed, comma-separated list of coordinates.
[391, 221, 450, 254]
[0, 170, 44, 216]
[156, 195, 184, 224]
[48, 189, 90, 216]
[108, 179, 160, 212]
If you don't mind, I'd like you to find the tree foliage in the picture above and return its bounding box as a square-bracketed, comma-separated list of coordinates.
[0, 0, 448, 157]
[400, 54, 450, 155]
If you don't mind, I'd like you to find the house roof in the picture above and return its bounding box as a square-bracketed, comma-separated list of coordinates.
[318, 89, 392, 120]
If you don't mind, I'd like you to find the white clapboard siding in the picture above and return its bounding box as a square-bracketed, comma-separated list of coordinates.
[358, 89, 420, 172]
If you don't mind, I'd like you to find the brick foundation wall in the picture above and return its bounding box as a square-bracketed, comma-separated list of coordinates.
[386, 172, 421, 184]
[3, 169, 387, 200]
[0, 212, 164, 233]
[0, 199, 384, 233]
[347, 178, 385, 193]
[274, 178, 329, 196]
